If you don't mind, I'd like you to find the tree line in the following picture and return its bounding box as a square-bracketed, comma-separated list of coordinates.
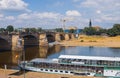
[0, 24, 120, 36]
[0, 25, 43, 33]
[83, 24, 120, 36]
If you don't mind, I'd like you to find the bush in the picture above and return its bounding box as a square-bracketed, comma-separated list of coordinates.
[80, 40, 84, 42]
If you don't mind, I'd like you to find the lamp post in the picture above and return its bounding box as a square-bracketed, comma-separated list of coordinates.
[18, 38, 25, 78]
[23, 48, 25, 78]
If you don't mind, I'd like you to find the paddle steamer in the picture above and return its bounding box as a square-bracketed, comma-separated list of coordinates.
[19, 55, 120, 77]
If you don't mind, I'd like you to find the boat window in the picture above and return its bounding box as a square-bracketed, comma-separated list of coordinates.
[65, 71, 68, 73]
[60, 71, 63, 73]
[45, 69, 48, 71]
[70, 72, 73, 73]
[87, 73, 90, 75]
[55, 70, 58, 72]
[50, 70, 53, 72]
[41, 69, 43, 71]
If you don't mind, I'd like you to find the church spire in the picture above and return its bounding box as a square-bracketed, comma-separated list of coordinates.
[89, 19, 92, 27]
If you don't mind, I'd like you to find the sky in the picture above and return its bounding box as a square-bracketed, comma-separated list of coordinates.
[0, 0, 120, 29]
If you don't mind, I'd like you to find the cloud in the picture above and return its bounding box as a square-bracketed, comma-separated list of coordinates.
[66, 10, 81, 16]
[5, 16, 15, 20]
[0, 0, 120, 29]
[0, 14, 4, 17]
[0, 0, 29, 12]
[18, 12, 61, 20]
[0, 12, 62, 28]
[96, 10, 101, 14]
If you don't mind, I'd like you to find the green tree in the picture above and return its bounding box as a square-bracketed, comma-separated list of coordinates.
[37, 28, 42, 32]
[6, 25, 14, 32]
[24, 28, 30, 33]
[0, 28, 6, 33]
[107, 24, 120, 36]
[30, 28, 37, 33]
[83, 27, 96, 35]
[55, 28, 63, 32]
[96, 29, 107, 35]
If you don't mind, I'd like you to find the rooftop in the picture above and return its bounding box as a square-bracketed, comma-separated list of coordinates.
[59, 55, 120, 61]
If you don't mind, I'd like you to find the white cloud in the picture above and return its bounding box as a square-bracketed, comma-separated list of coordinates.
[66, 10, 81, 16]
[18, 13, 31, 19]
[18, 12, 61, 20]
[0, 14, 4, 17]
[0, 0, 29, 11]
[5, 16, 15, 20]
[96, 10, 101, 14]
[37, 12, 61, 19]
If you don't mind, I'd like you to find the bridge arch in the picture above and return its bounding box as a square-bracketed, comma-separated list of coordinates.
[0, 37, 11, 51]
[46, 34, 55, 43]
[22, 35, 39, 46]
[60, 34, 65, 40]
[69, 34, 72, 39]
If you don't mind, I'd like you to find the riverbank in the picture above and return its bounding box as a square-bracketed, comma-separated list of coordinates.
[0, 69, 103, 78]
[60, 35, 120, 48]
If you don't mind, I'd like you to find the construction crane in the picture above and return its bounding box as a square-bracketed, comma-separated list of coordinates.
[61, 18, 73, 30]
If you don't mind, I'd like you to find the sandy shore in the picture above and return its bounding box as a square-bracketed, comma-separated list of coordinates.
[0, 69, 102, 78]
[60, 35, 120, 48]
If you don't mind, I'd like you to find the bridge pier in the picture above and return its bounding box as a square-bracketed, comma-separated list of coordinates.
[55, 34, 61, 42]
[71, 34, 75, 39]
[65, 34, 70, 40]
[12, 35, 19, 51]
[39, 33, 48, 46]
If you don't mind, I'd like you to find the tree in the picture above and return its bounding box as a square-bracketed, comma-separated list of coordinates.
[25, 28, 30, 33]
[96, 29, 107, 35]
[37, 28, 42, 32]
[55, 28, 63, 32]
[6, 25, 14, 32]
[107, 24, 120, 36]
[0, 28, 6, 33]
[83, 27, 96, 35]
[30, 28, 37, 33]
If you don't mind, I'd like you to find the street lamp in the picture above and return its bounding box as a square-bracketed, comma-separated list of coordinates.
[17, 38, 25, 78]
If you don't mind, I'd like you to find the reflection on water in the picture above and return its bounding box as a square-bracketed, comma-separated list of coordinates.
[48, 46, 120, 59]
[0, 45, 63, 68]
[0, 45, 120, 68]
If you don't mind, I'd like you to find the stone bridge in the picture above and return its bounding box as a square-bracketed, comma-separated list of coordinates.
[0, 32, 76, 51]
[0, 33, 12, 51]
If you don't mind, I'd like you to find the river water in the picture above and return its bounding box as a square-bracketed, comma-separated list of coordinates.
[0, 45, 120, 69]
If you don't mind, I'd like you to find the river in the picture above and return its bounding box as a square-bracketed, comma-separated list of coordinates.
[0, 45, 120, 69]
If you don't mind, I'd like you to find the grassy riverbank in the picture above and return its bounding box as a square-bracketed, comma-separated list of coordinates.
[60, 35, 120, 48]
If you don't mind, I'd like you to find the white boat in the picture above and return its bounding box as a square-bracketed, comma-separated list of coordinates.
[19, 55, 120, 77]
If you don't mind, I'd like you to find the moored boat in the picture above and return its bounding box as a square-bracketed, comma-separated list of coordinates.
[19, 55, 120, 77]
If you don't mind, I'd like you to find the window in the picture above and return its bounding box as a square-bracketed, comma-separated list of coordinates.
[65, 71, 68, 73]
[70, 72, 73, 73]
[60, 71, 63, 73]
[45, 69, 48, 71]
[55, 70, 58, 72]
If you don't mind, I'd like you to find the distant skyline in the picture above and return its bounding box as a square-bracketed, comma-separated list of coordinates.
[0, 0, 120, 29]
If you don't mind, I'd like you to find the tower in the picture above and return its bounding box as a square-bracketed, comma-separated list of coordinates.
[89, 19, 92, 27]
